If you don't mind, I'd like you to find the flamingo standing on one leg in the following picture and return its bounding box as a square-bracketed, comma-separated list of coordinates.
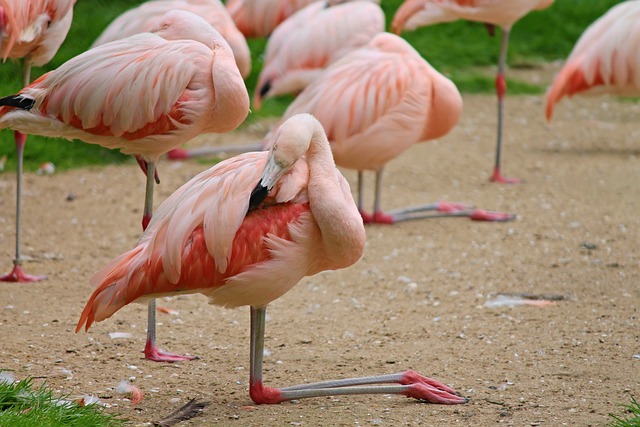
[92, 0, 251, 78]
[0, 0, 75, 282]
[392, 0, 555, 184]
[0, 10, 250, 361]
[76, 113, 467, 406]
[253, 0, 384, 109]
[270, 32, 514, 224]
[545, 0, 640, 121]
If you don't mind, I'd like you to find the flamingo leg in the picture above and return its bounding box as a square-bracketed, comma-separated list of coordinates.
[248, 306, 467, 405]
[369, 171, 515, 224]
[140, 161, 196, 362]
[489, 27, 521, 184]
[356, 170, 375, 223]
[1, 60, 46, 283]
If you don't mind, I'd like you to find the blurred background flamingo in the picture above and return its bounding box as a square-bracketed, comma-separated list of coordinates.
[92, 0, 251, 79]
[545, 1, 640, 120]
[0, 10, 250, 361]
[76, 113, 466, 406]
[0, 0, 75, 282]
[253, 0, 384, 109]
[392, 0, 555, 184]
[270, 32, 514, 224]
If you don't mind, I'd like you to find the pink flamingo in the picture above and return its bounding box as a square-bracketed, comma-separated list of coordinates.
[226, 0, 319, 38]
[545, 1, 640, 121]
[253, 0, 384, 109]
[92, 0, 251, 78]
[0, 10, 250, 362]
[392, 0, 555, 184]
[76, 113, 467, 406]
[273, 32, 514, 224]
[0, 0, 75, 282]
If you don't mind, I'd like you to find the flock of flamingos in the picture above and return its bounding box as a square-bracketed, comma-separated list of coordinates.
[0, 0, 637, 407]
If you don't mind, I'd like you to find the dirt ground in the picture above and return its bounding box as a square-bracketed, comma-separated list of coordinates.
[0, 65, 638, 426]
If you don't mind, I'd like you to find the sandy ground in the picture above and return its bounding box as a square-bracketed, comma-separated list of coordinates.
[0, 67, 639, 426]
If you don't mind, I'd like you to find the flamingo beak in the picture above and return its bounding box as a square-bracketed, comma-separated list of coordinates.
[248, 155, 286, 211]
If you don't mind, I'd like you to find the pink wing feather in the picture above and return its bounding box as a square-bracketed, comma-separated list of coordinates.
[545, 1, 640, 120]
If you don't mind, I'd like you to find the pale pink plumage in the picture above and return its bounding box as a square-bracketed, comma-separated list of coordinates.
[391, 0, 555, 183]
[77, 114, 466, 407]
[0, 0, 75, 66]
[253, 0, 384, 109]
[92, 0, 251, 78]
[0, 10, 249, 163]
[77, 112, 365, 330]
[279, 32, 461, 172]
[226, 0, 318, 38]
[391, 0, 553, 33]
[546, 1, 640, 120]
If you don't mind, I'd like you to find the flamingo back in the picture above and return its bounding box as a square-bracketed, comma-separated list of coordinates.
[545, 1, 640, 120]
[279, 32, 462, 171]
[92, 0, 251, 78]
[254, 0, 385, 107]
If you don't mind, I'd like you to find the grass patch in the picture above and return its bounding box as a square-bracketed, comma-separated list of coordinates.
[0, 374, 124, 427]
[0, 0, 625, 170]
[610, 394, 640, 427]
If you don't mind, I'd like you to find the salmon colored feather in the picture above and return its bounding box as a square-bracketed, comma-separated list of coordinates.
[545, 1, 640, 120]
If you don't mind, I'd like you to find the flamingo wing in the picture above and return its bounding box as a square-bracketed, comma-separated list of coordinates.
[545, 2, 640, 119]
[255, 1, 384, 104]
[1, 33, 213, 153]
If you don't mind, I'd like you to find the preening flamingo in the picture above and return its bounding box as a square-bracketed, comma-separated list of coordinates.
[272, 33, 514, 224]
[392, 0, 555, 183]
[0, 10, 250, 361]
[545, 0, 640, 120]
[0, 0, 75, 282]
[76, 113, 467, 406]
[92, 0, 251, 78]
[253, 0, 384, 109]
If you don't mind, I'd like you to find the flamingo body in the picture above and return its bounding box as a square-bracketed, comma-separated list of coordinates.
[254, 0, 384, 108]
[226, 0, 318, 38]
[545, 0, 640, 120]
[92, 0, 251, 78]
[280, 32, 462, 172]
[0, 11, 249, 162]
[391, 0, 553, 33]
[77, 113, 365, 330]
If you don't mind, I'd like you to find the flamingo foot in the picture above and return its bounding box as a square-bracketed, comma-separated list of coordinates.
[143, 341, 198, 363]
[489, 168, 521, 184]
[166, 148, 189, 160]
[0, 264, 46, 282]
[399, 370, 467, 404]
[468, 209, 516, 222]
[359, 209, 374, 224]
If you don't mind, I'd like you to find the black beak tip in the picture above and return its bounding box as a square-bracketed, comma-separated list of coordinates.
[259, 81, 272, 99]
[248, 183, 269, 212]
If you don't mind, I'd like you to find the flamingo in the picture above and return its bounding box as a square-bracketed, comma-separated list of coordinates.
[253, 0, 384, 109]
[92, 0, 251, 79]
[76, 113, 467, 406]
[226, 0, 319, 38]
[392, 0, 555, 183]
[0, 0, 75, 282]
[272, 32, 514, 224]
[545, 0, 640, 120]
[0, 10, 250, 362]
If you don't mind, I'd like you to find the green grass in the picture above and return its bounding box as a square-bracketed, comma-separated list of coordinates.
[0, 374, 124, 427]
[610, 395, 640, 427]
[0, 0, 626, 171]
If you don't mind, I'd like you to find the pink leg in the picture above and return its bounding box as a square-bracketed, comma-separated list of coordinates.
[365, 171, 515, 224]
[248, 307, 467, 405]
[1, 132, 46, 283]
[489, 28, 521, 184]
[139, 163, 196, 362]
